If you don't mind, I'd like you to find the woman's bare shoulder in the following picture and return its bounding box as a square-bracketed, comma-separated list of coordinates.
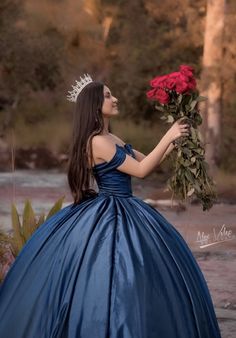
[91, 133, 124, 147]
[91, 134, 111, 148]
[90, 134, 118, 163]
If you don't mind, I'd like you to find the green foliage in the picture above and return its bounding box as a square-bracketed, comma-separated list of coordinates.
[153, 90, 217, 210]
[0, 196, 65, 259]
[167, 146, 217, 211]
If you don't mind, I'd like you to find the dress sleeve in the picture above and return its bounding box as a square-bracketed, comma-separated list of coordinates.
[95, 144, 127, 174]
[125, 143, 136, 159]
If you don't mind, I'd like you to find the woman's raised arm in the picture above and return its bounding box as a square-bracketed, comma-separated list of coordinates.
[92, 117, 190, 178]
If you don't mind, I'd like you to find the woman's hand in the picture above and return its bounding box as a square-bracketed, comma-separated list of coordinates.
[166, 117, 190, 143]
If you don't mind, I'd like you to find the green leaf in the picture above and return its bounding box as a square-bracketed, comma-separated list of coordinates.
[193, 183, 202, 193]
[185, 104, 191, 112]
[6, 197, 65, 258]
[177, 149, 182, 158]
[186, 140, 196, 148]
[182, 147, 192, 156]
[194, 148, 204, 155]
[190, 100, 197, 111]
[195, 113, 202, 125]
[184, 170, 195, 183]
[189, 167, 197, 175]
[191, 128, 198, 143]
[155, 105, 165, 112]
[177, 94, 183, 104]
[46, 196, 65, 220]
[168, 105, 176, 109]
[37, 213, 45, 227]
[167, 115, 174, 123]
[187, 187, 195, 196]
[185, 160, 192, 166]
[196, 169, 201, 178]
[11, 203, 25, 255]
[22, 199, 36, 240]
[196, 96, 207, 102]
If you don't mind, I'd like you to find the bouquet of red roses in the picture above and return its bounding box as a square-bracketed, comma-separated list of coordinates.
[146, 64, 217, 211]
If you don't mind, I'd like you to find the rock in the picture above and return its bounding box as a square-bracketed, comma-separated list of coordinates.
[215, 308, 236, 321]
[143, 198, 186, 211]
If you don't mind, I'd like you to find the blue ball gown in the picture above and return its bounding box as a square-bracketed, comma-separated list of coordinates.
[0, 143, 222, 338]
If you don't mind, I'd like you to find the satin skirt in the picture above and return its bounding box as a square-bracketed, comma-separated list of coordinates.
[0, 194, 222, 337]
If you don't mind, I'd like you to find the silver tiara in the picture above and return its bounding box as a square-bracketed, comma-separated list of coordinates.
[67, 74, 93, 102]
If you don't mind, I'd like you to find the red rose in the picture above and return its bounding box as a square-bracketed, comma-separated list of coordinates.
[188, 78, 197, 91]
[179, 73, 191, 84]
[165, 72, 182, 90]
[165, 76, 176, 90]
[146, 88, 157, 100]
[147, 65, 197, 99]
[150, 75, 168, 88]
[179, 64, 194, 78]
[175, 79, 189, 94]
[176, 72, 197, 93]
[169, 71, 181, 79]
[156, 88, 170, 104]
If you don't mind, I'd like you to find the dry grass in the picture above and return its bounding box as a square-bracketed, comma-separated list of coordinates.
[6, 116, 167, 154]
[110, 118, 168, 153]
[6, 116, 70, 153]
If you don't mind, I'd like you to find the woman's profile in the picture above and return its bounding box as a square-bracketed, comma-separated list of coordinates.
[0, 75, 222, 337]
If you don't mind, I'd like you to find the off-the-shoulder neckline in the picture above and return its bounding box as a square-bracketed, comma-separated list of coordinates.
[92, 143, 131, 169]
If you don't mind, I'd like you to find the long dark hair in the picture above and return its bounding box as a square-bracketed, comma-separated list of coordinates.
[67, 81, 110, 204]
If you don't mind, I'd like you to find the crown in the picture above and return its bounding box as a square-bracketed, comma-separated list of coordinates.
[67, 73, 93, 102]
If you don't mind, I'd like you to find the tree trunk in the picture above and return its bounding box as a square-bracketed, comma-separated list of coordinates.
[200, 0, 225, 175]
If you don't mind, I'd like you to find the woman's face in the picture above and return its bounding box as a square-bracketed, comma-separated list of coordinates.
[102, 85, 119, 117]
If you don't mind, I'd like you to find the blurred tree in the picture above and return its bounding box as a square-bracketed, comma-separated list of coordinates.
[0, 0, 22, 136]
[0, 0, 64, 136]
[200, 0, 225, 174]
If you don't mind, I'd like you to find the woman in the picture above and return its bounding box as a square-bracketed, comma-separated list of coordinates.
[0, 75, 222, 337]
